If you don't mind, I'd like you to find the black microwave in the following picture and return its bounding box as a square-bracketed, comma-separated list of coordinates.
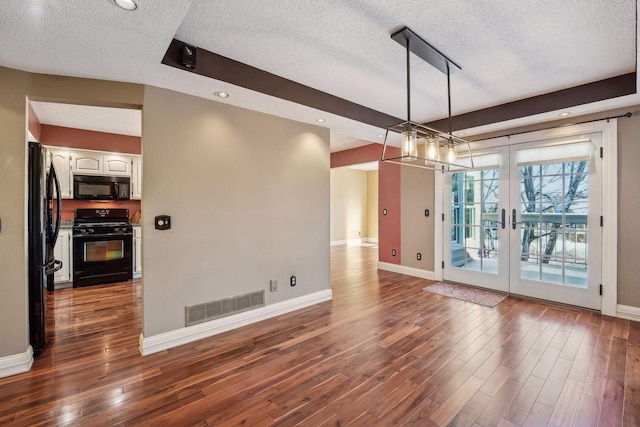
[73, 175, 131, 201]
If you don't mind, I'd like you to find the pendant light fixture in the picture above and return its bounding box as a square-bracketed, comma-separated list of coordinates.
[381, 27, 474, 171]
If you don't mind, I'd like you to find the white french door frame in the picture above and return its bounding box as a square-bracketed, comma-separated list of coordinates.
[434, 119, 618, 316]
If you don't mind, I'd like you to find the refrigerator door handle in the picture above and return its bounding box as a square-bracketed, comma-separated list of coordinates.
[44, 259, 63, 275]
[47, 162, 62, 247]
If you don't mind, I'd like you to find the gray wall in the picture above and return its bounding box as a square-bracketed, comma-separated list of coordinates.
[141, 86, 330, 336]
[0, 67, 329, 359]
[617, 111, 640, 307]
[401, 167, 435, 271]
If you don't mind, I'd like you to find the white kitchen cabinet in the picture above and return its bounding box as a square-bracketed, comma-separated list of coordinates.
[104, 154, 132, 176]
[53, 229, 72, 285]
[133, 225, 142, 278]
[131, 156, 142, 199]
[71, 151, 103, 174]
[47, 148, 73, 198]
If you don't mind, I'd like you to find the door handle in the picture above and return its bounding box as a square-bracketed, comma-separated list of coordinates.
[511, 209, 526, 229]
[493, 208, 507, 229]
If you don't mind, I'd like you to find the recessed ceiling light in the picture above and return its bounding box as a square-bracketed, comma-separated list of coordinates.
[214, 92, 229, 98]
[559, 112, 571, 117]
[316, 118, 326, 123]
[377, 134, 384, 138]
[113, 0, 137, 11]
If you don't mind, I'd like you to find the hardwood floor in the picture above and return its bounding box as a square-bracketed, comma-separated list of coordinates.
[1, 245, 639, 426]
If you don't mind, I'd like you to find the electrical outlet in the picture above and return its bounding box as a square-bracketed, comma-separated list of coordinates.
[270, 279, 278, 292]
[290, 275, 296, 286]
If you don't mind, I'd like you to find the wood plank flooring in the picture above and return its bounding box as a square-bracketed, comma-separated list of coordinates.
[1, 245, 639, 426]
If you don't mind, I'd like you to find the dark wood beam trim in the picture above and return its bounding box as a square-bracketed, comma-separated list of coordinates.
[163, 39, 636, 135]
[425, 72, 637, 132]
[162, 39, 401, 129]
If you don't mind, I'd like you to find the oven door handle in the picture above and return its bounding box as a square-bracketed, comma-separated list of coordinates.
[73, 232, 133, 238]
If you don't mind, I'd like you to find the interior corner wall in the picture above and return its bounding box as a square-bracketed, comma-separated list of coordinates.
[0, 66, 143, 359]
[367, 170, 379, 240]
[330, 168, 368, 242]
[28, 102, 41, 141]
[141, 85, 330, 337]
[401, 167, 435, 271]
[617, 110, 640, 307]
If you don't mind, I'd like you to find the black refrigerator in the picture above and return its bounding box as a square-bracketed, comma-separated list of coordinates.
[28, 142, 62, 357]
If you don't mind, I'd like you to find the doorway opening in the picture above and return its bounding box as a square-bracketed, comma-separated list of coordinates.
[26, 98, 143, 358]
[330, 161, 379, 248]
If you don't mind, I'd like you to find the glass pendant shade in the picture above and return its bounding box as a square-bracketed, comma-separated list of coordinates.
[401, 129, 418, 160]
[447, 142, 457, 163]
[427, 136, 438, 159]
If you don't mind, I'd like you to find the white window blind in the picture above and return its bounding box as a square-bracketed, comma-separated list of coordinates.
[516, 141, 592, 166]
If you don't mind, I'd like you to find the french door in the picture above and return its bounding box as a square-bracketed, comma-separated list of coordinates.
[443, 134, 602, 310]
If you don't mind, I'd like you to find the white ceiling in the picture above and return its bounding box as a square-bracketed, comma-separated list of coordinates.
[1, 0, 638, 151]
[30, 102, 141, 137]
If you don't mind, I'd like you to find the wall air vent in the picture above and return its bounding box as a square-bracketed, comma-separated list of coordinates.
[185, 290, 265, 327]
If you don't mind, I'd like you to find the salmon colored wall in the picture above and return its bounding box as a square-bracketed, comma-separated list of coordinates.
[41, 125, 141, 154]
[330, 143, 401, 265]
[331, 143, 381, 168]
[378, 159, 401, 264]
[28, 103, 41, 141]
[40, 125, 142, 220]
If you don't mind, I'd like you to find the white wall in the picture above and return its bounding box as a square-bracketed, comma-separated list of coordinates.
[141, 86, 330, 337]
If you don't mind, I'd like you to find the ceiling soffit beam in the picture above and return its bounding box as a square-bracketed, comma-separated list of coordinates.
[162, 39, 636, 135]
[162, 39, 401, 129]
[426, 72, 637, 132]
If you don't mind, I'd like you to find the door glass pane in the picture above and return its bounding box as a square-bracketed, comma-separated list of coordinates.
[518, 161, 588, 286]
[450, 169, 500, 274]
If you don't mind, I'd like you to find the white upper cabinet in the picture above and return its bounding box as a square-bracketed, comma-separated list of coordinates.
[71, 151, 103, 174]
[132, 156, 142, 199]
[45, 147, 142, 192]
[104, 154, 133, 176]
[47, 148, 73, 199]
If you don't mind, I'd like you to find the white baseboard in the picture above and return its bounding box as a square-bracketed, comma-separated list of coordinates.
[0, 346, 33, 379]
[330, 237, 378, 247]
[377, 262, 435, 280]
[139, 289, 333, 356]
[617, 304, 640, 322]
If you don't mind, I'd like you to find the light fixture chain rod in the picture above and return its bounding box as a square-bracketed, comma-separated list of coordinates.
[406, 37, 411, 125]
[447, 62, 452, 136]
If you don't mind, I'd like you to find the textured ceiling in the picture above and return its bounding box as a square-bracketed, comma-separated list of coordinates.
[1, 0, 638, 152]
